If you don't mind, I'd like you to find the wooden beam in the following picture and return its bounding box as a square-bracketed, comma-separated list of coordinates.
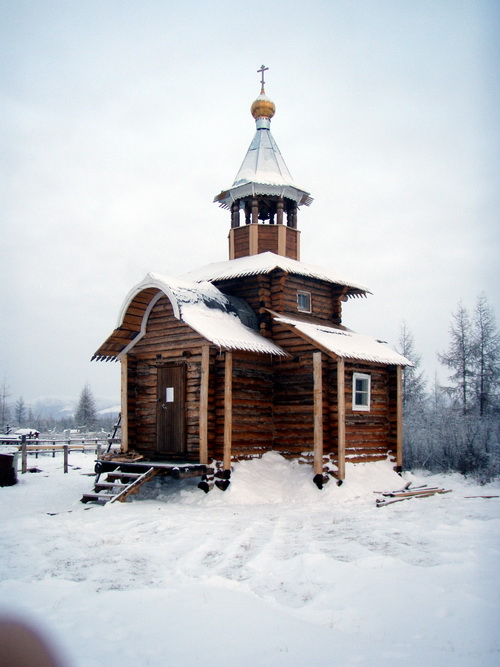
[223, 351, 233, 470]
[337, 358, 345, 480]
[199, 345, 210, 464]
[313, 351, 323, 474]
[120, 355, 129, 453]
[396, 365, 403, 467]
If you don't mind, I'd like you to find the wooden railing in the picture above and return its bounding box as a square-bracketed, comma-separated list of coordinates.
[16, 435, 121, 474]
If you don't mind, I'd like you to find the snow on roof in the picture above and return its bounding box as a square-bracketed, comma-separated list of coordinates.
[117, 272, 286, 357]
[182, 252, 370, 295]
[214, 118, 312, 209]
[275, 315, 413, 366]
[181, 301, 285, 355]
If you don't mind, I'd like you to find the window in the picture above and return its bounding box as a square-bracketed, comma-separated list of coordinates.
[352, 373, 371, 411]
[297, 291, 311, 313]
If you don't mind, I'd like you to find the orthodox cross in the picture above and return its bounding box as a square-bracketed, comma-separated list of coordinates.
[257, 64, 269, 90]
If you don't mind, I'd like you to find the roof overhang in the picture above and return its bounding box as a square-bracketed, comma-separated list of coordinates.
[273, 314, 413, 367]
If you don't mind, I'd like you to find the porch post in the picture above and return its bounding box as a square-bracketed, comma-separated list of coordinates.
[337, 357, 345, 480]
[313, 351, 324, 474]
[199, 345, 210, 464]
[120, 355, 129, 453]
[396, 365, 403, 467]
[223, 351, 233, 470]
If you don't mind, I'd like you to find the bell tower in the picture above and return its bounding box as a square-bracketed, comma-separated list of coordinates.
[214, 66, 313, 261]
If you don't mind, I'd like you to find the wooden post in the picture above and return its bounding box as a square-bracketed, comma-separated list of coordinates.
[277, 224, 287, 257]
[249, 223, 258, 255]
[313, 352, 324, 474]
[228, 228, 235, 260]
[251, 198, 258, 225]
[120, 355, 129, 452]
[231, 201, 240, 228]
[223, 351, 233, 470]
[63, 445, 69, 473]
[21, 435, 27, 474]
[199, 345, 210, 465]
[396, 365, 403, 467]
[337, 358, 346, 480]
[276, 197, 284, 224]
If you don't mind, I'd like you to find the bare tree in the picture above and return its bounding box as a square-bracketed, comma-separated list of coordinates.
[473, 293, 499, 416]
[397, 321, 426, 409]
[439, 302, 475, 414]
[0, 381, 11, 432]
[14, 397, 27, 426]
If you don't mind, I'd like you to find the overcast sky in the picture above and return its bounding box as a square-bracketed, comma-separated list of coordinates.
[1, 0, 499, 405]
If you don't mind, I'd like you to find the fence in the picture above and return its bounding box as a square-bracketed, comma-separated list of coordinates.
[17, 435, 121, 474]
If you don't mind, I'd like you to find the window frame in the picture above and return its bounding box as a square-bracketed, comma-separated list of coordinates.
[352, 372, 371, 411]
[297, 290, 312, 313]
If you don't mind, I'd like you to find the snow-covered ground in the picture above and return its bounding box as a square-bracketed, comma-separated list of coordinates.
[0, 450, 499, 667]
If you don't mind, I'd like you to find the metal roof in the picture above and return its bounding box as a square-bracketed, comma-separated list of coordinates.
[214, 117, 312, 209]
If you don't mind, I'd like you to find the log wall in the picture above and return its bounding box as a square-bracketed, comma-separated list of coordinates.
[343, 362, 392, 463]
[215, 271, 343, 325]
[126, 295, 209, 460]
[229, 224, 299, 260]
[120, 283, 399, 473]
[212, 352, 274, 462]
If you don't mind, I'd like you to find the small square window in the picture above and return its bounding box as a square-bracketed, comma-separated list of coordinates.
[352, 372, 371, 411]
[297, 291, 311, 313]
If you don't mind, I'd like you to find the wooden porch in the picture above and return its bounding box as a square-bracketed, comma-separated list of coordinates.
[81, 458, 213, 504]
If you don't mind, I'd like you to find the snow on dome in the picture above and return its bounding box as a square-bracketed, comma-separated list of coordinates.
[182, 252, 370, 295]
[275, 315, 413, 366]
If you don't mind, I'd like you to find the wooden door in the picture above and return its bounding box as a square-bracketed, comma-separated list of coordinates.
[156, 365, 185, 455]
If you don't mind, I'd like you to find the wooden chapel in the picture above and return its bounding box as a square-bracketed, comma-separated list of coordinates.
[93, 68, 411, 491]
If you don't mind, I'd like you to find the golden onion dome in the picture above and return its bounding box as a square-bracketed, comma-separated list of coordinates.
[251, 90, 276, 120]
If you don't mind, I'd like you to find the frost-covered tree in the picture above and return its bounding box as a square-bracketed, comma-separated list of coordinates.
[472, 294, 499, 416]
[438, 302, 475, 414]
[75, 384, 98, 431]
[14, 396, 26, 426]
[397, 321, 426, 409]
[0, 382, 11, 432]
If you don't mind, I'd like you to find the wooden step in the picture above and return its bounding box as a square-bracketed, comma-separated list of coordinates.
[81, 492, 116, 504]
[94, 481, 128, 491]
[111, 468, 159, 503]
[106, 472, 143, 482]
[81, 467, 159, 504]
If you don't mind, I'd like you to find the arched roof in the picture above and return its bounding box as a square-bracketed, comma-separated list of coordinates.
[92, 272, 286, 361]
